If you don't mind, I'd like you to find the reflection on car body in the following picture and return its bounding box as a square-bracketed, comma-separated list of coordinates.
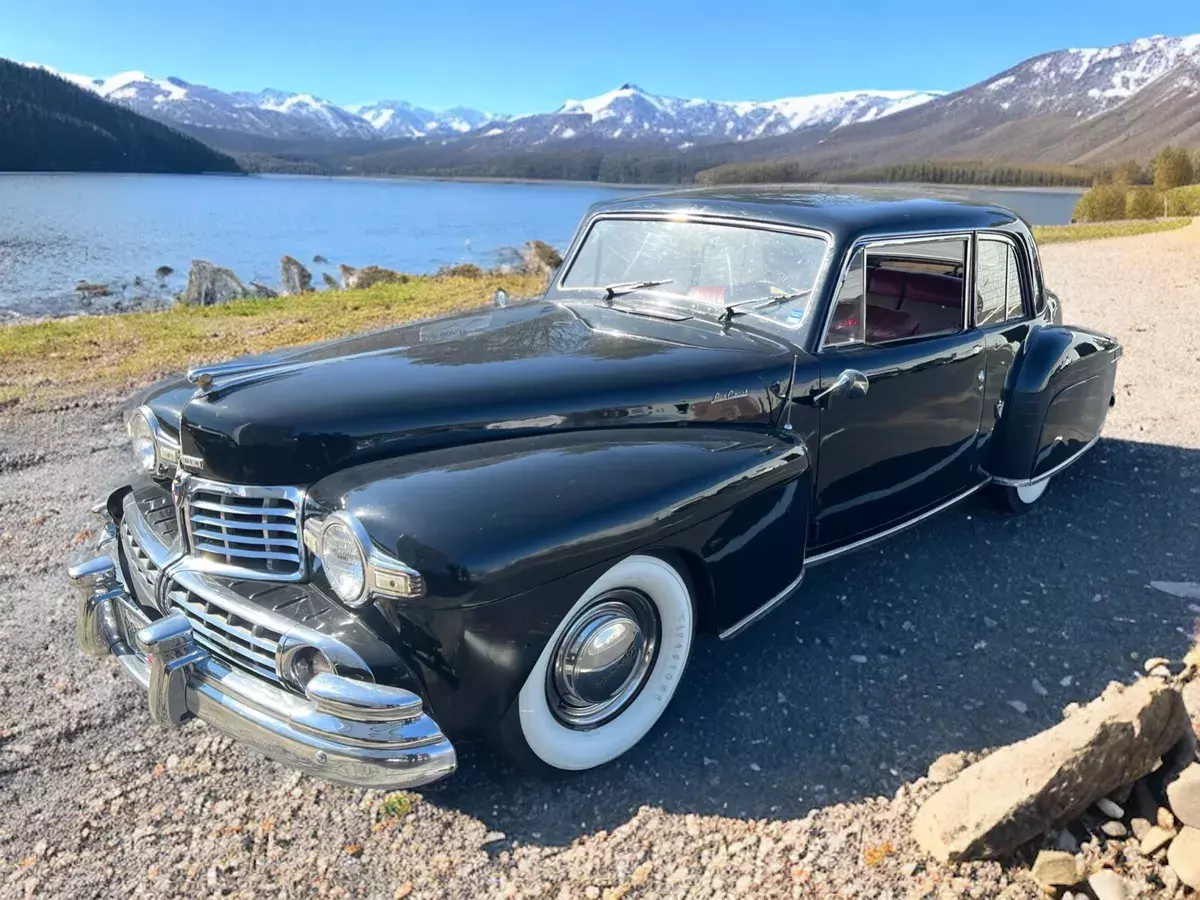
[69, 187, 1120, 788]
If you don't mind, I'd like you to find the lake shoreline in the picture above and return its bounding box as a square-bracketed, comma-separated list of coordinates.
[0, 174, 1085, 320]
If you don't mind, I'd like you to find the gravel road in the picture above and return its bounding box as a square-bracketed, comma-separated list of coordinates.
[2, 222, 1199, 899]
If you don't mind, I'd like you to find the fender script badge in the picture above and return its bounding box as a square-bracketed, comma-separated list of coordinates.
[179, 454, 205, 471]
[712, 389, 749, 402]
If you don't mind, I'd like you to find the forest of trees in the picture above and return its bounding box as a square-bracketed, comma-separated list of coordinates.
[696, 158, 1098, 187]
[0, 59, 240, 174]
[1073, 147, 1200, 222]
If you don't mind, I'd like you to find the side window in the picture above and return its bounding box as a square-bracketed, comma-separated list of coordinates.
[825, 237, 967, 348]
[975, 236, 1028, 326]
[976, 239, 1008, 326]
[1005, 247, 1025, 319]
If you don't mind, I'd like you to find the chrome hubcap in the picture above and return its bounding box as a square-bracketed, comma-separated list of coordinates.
[548, 590, 658, 729]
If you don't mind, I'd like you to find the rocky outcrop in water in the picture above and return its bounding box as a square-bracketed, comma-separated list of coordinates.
[179, 260, 251, 306]
[280, 256, 313, 295]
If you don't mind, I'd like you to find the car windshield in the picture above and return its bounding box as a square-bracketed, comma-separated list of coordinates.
[560, 217, 828, 327]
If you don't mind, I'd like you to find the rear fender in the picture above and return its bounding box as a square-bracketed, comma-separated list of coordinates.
[987, 325, 1120, 482]
[307, 428, 812, 733]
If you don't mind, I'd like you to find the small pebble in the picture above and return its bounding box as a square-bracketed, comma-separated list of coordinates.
[1095, 797, 1124, 819]
[1100, 820, 1128, 838]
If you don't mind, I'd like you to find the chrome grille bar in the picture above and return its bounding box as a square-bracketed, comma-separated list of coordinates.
[167, 588, 283, 684]
[183, 479, 305, 580]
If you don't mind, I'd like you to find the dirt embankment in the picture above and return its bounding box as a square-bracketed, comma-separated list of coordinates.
[2, 223, 1200, 898]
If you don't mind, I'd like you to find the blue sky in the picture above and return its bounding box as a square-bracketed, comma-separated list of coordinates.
[2, 0, 1196, 112]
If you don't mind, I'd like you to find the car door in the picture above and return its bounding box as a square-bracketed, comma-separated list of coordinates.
[808, 235, 987, 553]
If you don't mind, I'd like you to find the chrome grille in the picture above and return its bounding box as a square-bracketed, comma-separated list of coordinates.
[185, 481, 303, 579]
[121, 518, 159, 596]
[166, 588, 283, 684]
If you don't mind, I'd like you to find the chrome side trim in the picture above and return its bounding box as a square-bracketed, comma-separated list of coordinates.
[718, 567, 806, 640]
[804, 479, 991, 567]
[988, 435, 1100, 487]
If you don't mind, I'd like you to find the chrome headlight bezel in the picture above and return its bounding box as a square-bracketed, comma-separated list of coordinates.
[318, 516, 369, 606]
[127, 408, 159, 475]
[125, 405, 180, 478]
[304, 510, 425, 606]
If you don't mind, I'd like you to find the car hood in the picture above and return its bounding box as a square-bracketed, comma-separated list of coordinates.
[144, 302, 797, 485]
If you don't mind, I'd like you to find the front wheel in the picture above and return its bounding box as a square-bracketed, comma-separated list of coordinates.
[993, 476, 1050, 513]
[492, 554, 695, 774]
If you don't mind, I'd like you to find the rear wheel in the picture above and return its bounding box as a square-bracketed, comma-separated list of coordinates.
[493, 554, 695, 774]
[994, 476, 1050, 513]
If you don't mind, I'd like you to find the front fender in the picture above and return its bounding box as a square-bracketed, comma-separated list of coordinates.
[307, 427, 811, 733]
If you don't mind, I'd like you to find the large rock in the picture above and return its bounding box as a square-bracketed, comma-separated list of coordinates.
[1030, 850, 1083, 888]
[1166, 762, 1200, 827]
[179, 260, 251, 306]
[1167, 826, 1200, 888]
[913, 679, 1189, 862]
[280, 256, 313, 295]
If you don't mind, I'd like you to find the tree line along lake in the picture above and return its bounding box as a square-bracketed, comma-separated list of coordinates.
[0, 173, 1083, 320]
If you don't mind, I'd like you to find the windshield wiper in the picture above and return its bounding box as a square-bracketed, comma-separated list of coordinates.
[719, 290, 811, 323]
[602, 278, 673, 299]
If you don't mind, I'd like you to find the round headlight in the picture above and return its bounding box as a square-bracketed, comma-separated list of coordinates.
[128, 411, 158, 475]
[287, 646, 334, 689]
[320, 519, 367, 605]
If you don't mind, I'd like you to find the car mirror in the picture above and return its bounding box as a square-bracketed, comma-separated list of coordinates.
[813, 368, 869, 404]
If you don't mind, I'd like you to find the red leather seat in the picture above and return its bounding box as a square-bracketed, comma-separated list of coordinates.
[903, 272, 962, 309]
[867, 306, 920, 341]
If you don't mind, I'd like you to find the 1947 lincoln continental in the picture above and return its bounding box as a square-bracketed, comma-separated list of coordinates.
[69, 188, 1121, 787]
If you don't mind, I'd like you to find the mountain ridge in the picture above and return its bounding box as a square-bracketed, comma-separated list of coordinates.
[0, 58, 240, 174]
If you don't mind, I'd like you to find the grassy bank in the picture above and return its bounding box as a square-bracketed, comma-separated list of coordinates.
[1032, 217, 1191, 245]
[0, 273, 543, 409]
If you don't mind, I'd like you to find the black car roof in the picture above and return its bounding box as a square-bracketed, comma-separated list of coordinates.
[585, 185, 1025, 242]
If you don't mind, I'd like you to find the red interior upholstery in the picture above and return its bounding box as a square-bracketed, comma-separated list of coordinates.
[868, 266, 962, 309]
[904, 272, 962, 309]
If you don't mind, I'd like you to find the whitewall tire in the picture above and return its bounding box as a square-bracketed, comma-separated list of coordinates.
[994, 476, 1051, 513]
[494, 554, 695, 773]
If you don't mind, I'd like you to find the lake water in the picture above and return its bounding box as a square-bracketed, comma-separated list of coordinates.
[0, 173, 1082, 319]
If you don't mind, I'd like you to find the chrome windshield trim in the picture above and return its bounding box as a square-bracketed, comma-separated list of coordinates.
[718, 567, 806, 640]
[804, 479, 991, 567]
[553, 211, 834, 332]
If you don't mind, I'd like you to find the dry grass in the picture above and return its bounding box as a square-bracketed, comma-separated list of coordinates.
[0, 273, 543, 410]
[1032, 217, 1191, 245]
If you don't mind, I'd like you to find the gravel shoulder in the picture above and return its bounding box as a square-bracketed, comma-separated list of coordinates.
[2, 224, 1200, 899]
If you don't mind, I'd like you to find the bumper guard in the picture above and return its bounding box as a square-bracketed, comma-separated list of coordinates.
[69, 517, 457, 789]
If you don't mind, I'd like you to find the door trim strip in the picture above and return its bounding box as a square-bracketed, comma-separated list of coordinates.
[718, 568, 806, 640]
[803, 479, 991, 567]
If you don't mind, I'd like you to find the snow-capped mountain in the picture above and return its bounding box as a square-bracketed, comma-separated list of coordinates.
[473, 84, 941, 148]
[353, 101, 496, 138]
[959, 32, 1200, 119]
[23, 64, 491, 141]
[726, 31, 1200, 171]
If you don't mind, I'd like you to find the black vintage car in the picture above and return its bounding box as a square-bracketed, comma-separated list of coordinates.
[69, 188, 1121, 787]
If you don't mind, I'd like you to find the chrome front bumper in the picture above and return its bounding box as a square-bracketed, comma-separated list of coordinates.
[69, 515, 457, 790]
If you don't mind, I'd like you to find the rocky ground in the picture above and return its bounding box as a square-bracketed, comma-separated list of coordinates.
[2, 223, 1200, 898]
